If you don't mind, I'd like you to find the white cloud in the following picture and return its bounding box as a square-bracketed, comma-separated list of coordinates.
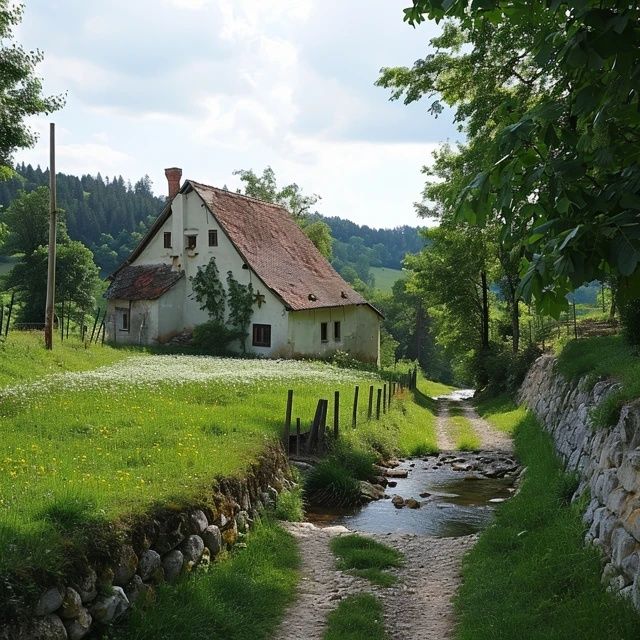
[15, 0, 452, 228]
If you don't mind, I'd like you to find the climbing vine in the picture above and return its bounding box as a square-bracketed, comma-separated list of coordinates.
[226, 271, 254, 352]
[190, 257, 226, 323]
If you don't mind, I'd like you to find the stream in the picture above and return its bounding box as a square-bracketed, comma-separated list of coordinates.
[309, 454, 517, 537]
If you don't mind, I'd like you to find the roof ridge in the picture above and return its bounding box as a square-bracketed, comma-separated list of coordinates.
[188, 180, 290, 212]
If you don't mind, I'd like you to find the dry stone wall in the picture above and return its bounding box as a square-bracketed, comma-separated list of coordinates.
[520, 355, 640, 609]
[1, 446, 293, 640]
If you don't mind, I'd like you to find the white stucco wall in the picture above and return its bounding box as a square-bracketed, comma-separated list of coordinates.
[288, 305, 380, 365]
[105, 298, 158, 345]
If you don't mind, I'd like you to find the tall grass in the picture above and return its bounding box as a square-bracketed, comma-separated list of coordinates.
[116, 518, 299, 640]
[455, 410, 640, 639]
[556, 335, 640, 427]
[0, 331, 138, 389]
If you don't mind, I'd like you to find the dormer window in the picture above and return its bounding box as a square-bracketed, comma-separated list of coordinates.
[186, 235, 197, 250]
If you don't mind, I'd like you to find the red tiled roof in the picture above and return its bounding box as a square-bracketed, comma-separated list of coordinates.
[189, 181, 380, 314]
[105, 264, 183, 300]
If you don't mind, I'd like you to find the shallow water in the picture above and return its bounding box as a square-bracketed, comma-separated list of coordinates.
[308, 457, 515, 537]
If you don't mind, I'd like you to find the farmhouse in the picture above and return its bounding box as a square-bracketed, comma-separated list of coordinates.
[105, 168, 382, 364]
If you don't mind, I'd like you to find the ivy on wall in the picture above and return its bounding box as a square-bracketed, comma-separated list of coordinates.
[190, 257, 254, 352]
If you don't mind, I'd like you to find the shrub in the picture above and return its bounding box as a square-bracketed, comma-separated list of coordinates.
[304, 458, 362, 507]
[273, 485, 305, 522]
[470, 341, 542, 396]
[620, 296, 640, 349]
[191, 321, 241, 355]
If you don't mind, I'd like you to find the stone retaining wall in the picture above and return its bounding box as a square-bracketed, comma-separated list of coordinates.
[1, 446, 293, 640]
[519, 355, 640, 609]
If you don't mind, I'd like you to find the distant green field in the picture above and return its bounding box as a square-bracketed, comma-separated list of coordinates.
[371, 266, 404, 293]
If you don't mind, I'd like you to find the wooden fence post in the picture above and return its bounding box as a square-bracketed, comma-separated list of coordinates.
[367, 385, 374, 421]
[351, 386, 359, 429]
[376, 388, 382, 420]
[334, 390, 340, 440]
[308, 399, 324, 453]
[319, 399, 328, 452]
[89, 308, 100, 343]
[60, 299, 64, 341]
[383, 384, 387, 414]
[295, 418, 301, 456]
[5, 293, 14, 338]
[283, 389, 293, 454]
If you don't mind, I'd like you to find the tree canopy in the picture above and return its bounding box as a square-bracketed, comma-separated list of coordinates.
[387, 0, 640, 315]
[0, 2, 64, 172]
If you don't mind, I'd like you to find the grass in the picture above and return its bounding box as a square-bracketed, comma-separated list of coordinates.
[330, 534, 403, 587]
[115, 518, 299, 640]
[447, 415, 481, 451]
[556, 335, 640, 427]
[0, 357, 379, 590]
[417, 376, 457, 398]
[273, 482, 305, 522]
[323, 593, 388, 640]
[455, 406, 640, 640]
[371, 266, 404, 293]
[475, 394, 527, 435]
[0, 331, 138, 389]
[0, 353, 442, 607]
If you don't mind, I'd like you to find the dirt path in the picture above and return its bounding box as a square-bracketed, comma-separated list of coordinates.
[275, 523, 477, 640]
[436, 398, 456, 451]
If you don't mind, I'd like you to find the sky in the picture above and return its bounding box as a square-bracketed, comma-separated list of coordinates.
[15, 0, 461, 229]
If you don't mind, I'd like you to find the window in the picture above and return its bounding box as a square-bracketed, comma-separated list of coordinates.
[320, 322, 328, 342]
[116, 307, 129, 332]
[334, 321, 341, 342]
[208, 229, 218, 247]
[163, 232, 172, 248]
[186, 234, 197, 250]
[252, 324, 271, 347]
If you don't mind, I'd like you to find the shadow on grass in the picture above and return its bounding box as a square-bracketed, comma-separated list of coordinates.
[412, 387, 439, 414]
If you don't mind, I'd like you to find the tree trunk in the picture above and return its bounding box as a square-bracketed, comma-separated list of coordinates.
[481, 270, 490, 348]
[511, 300, 520, 353]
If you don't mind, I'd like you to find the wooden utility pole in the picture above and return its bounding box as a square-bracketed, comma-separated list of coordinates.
[44, 123, 57, 350]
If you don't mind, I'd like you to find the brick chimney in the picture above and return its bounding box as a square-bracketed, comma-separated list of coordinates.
[165, 167, 182, 200]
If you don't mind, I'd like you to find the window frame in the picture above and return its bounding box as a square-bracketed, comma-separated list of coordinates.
[320, 322, 328, 343]
[334, 320, 341, 342]
[116, 307, 129, 332]
[252, 323, 271, 348]
[208, 229, 218, 247]
[163, 231, 172, 249]
[186, 234, 197, 250]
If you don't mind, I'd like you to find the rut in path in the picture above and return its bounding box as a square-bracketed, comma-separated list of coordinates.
[274, 392, 513, 640]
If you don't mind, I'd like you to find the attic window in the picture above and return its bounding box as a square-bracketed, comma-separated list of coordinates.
[186, 235, 197, 250]
[163, 232, 172, 249]
[208, 230, 218, 247]
[308, 293, 317, 301]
